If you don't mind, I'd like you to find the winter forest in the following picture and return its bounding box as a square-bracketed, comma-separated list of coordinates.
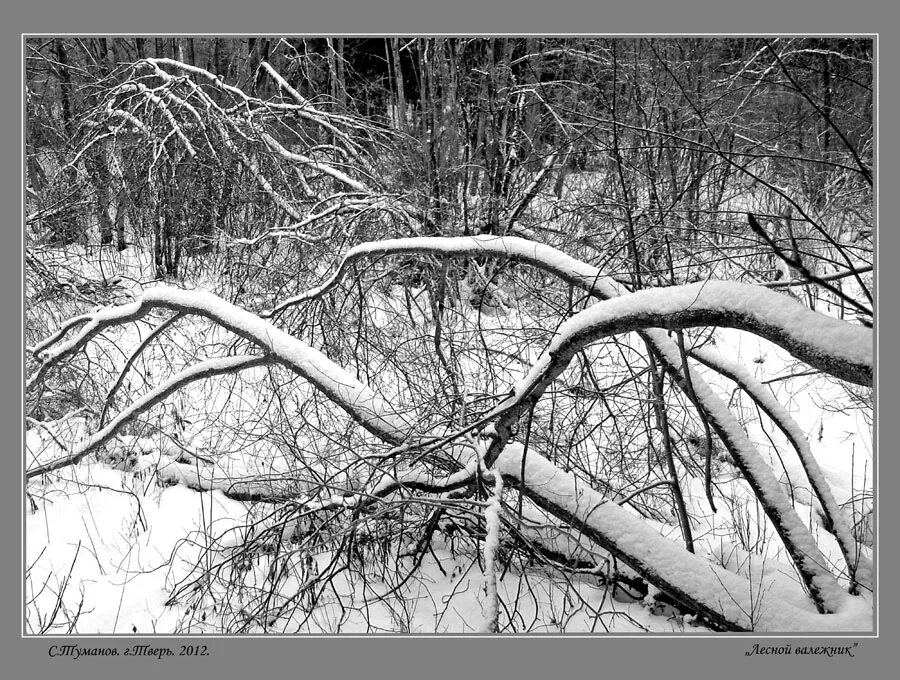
[24, 37, 874, 635]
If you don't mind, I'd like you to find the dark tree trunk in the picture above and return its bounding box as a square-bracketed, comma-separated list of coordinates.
[327, 38, 346, 109]
[91, 143, 114, 246]
[389, 38, 408, 133]
[54, 39, 73, 138]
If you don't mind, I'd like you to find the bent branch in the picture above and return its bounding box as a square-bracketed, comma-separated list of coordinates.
[27, 355, 268, 478]
[495, 443, 868, 632]
[275, 235, 869, 613]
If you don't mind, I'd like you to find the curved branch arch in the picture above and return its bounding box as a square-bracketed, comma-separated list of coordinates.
[264, 235, 871, 612]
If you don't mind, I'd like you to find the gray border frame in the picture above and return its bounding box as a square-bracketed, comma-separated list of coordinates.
[5, 2, 895, 678]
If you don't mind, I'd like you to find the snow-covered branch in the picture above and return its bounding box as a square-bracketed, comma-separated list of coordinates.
[25, 36, 873, 636]
[484, 288, 859, 612]
[273, 235, 868, 613]
[27, 354, 268, 478]
[495, 443, 869, 632]
[155, 461, 313, 502]
[27, 238, 870, 626]
[501, 282, 870, 406]
[689, 346, 872, 590]
[30, 287, 416, 445]
[480, 471, 504, 633]
[261, 133, 370, 194]
[267, 233, 871, 382]
[267, 235, 625, 315]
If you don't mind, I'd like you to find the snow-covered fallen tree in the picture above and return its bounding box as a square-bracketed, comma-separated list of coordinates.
[26, 235, 873, 633]
[25, 42, 874, 634]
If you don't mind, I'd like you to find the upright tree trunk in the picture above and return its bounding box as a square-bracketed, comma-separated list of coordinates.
[115, 191, 127, 251]
[85, 39, 118, 247]
[422, 39, 443, 228]
[438, 39, 462, 228]
[51, 39, 79, 244]
[213, 38, 222, 78]
[327, 38, 346, 109]
[91, 143, 114, 246]
[519, 38, 542, 164]
[246, 38, 270, 94]
[186, 38, 196, 67]
[390, 38, 408, 133]
[54, 39, 73, 138]
[26, 153, 46, 194]
[821, 50, 832, 155]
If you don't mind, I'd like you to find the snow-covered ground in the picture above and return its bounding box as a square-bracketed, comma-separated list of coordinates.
[25, 455, 717, 634]
[24, 240, 873, 634]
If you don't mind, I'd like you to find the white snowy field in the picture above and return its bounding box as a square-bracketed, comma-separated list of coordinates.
[22, 37, 874, 638]
[24, 240, 874, 635]
[24, 331, 873, 633]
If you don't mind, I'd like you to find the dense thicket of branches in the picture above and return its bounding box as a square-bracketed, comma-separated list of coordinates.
[25, 37, 873, 634]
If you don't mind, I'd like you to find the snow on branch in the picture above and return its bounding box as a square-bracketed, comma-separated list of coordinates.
[638, 328, 848, 613]
[267, 233, 871, 381]
[267, 235, 624, 315]
[261, 133, 370, 193]
[155, 460, 314, 503]
[484, 285, 865, 612]
[140, 58, 248, 103]
[113, 82, 196, 158]
[28, 240, 870, 627]
[689, 345, 872, 591]
[480, 471, 504, 633]
[510, 281, 871, 394]
[30, 287, 416, 446]
[259, 61, 365, 155]
[272, 235, 866, 613]
[495, 443, 870, 633]
[27, 355, 268, 478]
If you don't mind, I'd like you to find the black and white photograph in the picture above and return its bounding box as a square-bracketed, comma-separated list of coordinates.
[24, 36, 874, 636]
